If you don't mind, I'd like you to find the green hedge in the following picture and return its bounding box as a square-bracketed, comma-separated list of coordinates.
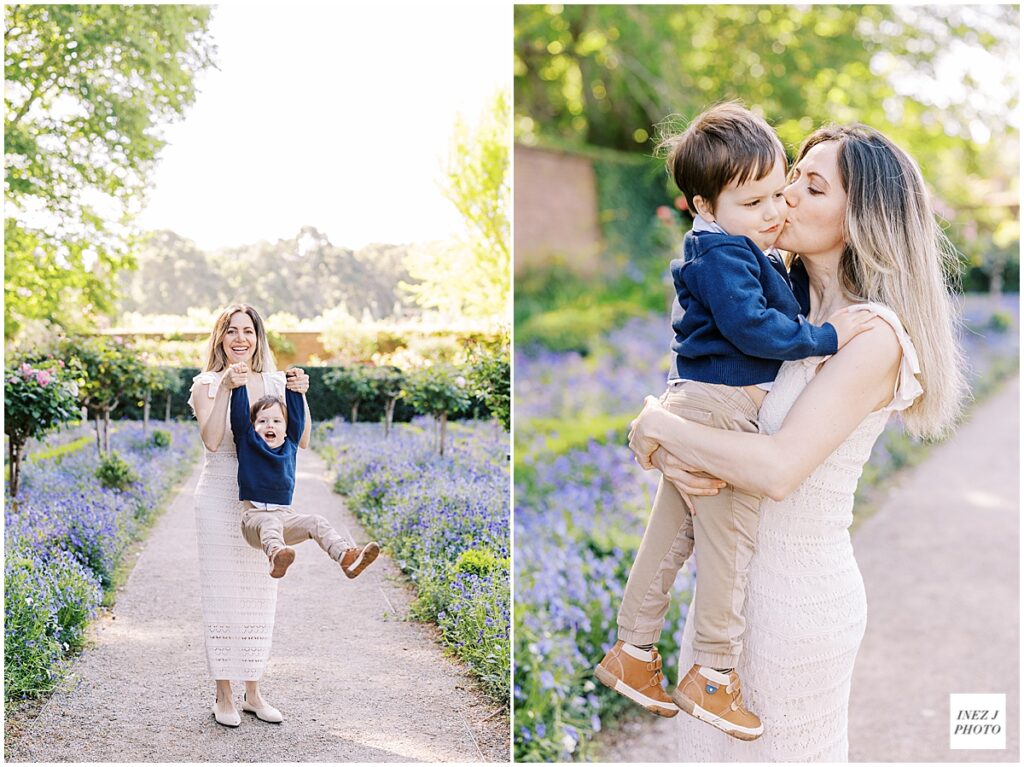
[115, 366, 489, 423]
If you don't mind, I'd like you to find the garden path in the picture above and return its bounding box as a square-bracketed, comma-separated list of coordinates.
[6, 447, 508, 763]
[597, 375, 1019, 763]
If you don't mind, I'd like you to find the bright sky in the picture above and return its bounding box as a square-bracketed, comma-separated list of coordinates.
[135, 3, 509, 251]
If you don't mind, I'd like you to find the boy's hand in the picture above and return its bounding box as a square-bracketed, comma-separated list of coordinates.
[827, 306, 876, 351]
[225, 362, 249, 390]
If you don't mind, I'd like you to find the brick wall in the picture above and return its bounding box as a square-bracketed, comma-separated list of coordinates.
[514, 144, 604, 277]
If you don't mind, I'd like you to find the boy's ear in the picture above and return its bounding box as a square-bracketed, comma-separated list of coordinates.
[692, 195, 715, 221]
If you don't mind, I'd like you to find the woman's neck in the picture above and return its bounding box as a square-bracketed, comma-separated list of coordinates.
[801, 250, 850, 321]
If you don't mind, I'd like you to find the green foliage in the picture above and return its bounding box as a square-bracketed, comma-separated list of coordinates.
[4, 359, 81, 496]
[986, 310, 1014, 334]
[404, 90, 511, 320]
[468, 334, 511, 430]
[323, 365, 379, 422]
[95, 452, 139, 492]
[455, 547, 507, 577]
[4, 4, 216, 340]
[59, 335, 149, 418]
[514, 4, 1020, 290]
[149, 429, 172, 448]
[402, 364, 472, 418]
[4, 547, 99, 701]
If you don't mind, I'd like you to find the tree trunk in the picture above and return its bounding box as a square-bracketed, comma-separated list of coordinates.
[990, 258, 1005, 296]
[165, 393, 172, 422]
[9, 440, 23, 498]
[103, 410, 112, 455]
[94, 414, 103, 457]
[142, 390, 151, 434]
[351, 402, 359, 424]
[439, 412, 448, 457]
[384, 396, 396, 438]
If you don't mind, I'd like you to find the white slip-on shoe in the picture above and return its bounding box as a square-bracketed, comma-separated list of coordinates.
[212, 695, 241, 727]
[241, 692, 283, 723]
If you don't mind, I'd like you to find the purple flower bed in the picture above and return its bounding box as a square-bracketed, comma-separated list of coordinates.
[316, 417, 510, 702]
[513, 293, 1018, 760]
[5, 421, 200, 703]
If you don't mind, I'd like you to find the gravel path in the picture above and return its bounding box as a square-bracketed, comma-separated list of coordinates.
[6, 447, 509, 762]
[596, 376, 1020, 762]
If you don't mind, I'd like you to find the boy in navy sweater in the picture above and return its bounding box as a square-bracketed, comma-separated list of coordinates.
[596, 103, 871, 739]
[230, 368, 379, 580]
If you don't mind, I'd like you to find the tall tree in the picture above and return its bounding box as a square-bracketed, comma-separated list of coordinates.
[4, 4, 216, 339]
[404, 90, 511, 321]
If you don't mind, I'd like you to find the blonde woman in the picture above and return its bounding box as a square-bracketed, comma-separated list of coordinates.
[188, 304, 310, 726]
[627, 125, 967, 761]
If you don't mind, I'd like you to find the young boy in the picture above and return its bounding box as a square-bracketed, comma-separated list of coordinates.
[595, 103, 870, 740]
[230, 367, 380, 579]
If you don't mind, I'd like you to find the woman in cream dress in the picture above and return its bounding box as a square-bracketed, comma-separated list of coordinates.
[629, 125, 967, 761]
[188, 304, 310, 726]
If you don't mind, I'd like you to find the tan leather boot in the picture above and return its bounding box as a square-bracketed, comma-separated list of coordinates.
[672, 663, 764, 740]
[594, 640, 678, 717]
[340, 542, 380, 579]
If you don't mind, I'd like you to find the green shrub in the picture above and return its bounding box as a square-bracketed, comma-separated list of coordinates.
[455, 547, 505, 576]
[149, 429, 172, 448]
[988, 310, 1013, 333]
[95, 452, 139, 491]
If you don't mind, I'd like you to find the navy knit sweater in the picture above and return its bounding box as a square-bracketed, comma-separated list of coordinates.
[671, 229, 838, 386]
[230, 385, 305, 505]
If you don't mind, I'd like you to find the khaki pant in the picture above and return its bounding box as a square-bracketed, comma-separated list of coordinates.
[617, 380, 761, 668]
[240, 504, 355, 562]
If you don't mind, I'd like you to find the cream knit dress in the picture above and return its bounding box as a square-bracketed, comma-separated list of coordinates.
[675, 304, 924, 761]
[189, 370, 286, 681]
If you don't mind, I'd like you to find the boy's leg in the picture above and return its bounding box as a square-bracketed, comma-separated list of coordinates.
[672, 386, 760, 669]
[596, 388, 698, 718]
[661, 382, 764, 740]
[240, 506, 285, 557]
[616, 472, 695, 646]
[279, 511, 355, 561]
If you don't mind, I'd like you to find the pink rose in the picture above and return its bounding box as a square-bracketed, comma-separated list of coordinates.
[674, 195, 689, 212]
[656, 205, 673, 223]
[19, 363, 33, 377]
[36, 370, 52, 387]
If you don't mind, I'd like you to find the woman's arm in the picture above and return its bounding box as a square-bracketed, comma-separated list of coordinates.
[631, 321, 902, 501]
[194, 366, 247, 452]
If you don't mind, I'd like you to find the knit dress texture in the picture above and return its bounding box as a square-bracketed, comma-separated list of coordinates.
[189, 370, 286, 681]
[674, 304, 923, 762]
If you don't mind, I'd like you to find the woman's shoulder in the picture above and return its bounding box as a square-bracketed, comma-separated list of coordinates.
[841, 302, 923, 411]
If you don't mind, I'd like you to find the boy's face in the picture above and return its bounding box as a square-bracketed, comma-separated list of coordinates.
[253, 402, 286, 448]
[695, 155, 788, 252]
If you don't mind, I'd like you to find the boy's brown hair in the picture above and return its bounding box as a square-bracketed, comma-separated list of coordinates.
[659, 101, 785, 213]
[250, 395, 287, 425]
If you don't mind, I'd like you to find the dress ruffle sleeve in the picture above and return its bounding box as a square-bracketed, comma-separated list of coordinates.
[186, 370, 225, 416]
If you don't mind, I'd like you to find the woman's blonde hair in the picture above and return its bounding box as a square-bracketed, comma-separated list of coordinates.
[795, 124, 968, 439]
[203, 304, 276, 374]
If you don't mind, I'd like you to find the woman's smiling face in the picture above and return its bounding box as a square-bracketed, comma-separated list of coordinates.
[222, 311, 257, 366]
[775, 140, 848, 257]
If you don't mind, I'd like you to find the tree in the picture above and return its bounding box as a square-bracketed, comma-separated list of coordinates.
[370, 365, 405, 438]
[323, 365, 378, 424]
[4, 4, 216, 339]
[468, 333, 510, 431]
[4, 359, 80, 497]
[402, 364, 471, 457]
[60, 335, 148, 455]
[403, 90, 511, 320]
[139, 366, 183, 432]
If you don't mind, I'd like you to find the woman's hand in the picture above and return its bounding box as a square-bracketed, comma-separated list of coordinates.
[628, 395, 667, 469]
[225, 362, 249, 390]
[649, 446, 726, 515]
[285, 367, 309, 394]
